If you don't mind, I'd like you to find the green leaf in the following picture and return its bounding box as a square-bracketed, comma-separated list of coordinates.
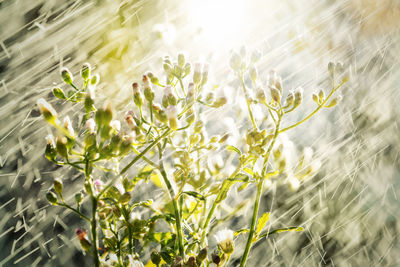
[258, 226, 304, 239]
[243, 167, 254, 176]
[182, 191, 205, 200]
[234, 228, 249, 237]
[148, 232, 175, 245]
[237, 183, 249, 192]
[256, 212, 270, 235]
[226, 145, 241, 155]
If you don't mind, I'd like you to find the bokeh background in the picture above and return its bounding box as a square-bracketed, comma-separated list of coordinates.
[1, 0, 399, 266]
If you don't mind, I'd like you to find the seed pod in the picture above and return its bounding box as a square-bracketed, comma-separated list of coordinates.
[81, 63, 91, 80]
[187, 256, 197, 267]
[275, 75, 283, 93]
[52, 87, 66, 100]
[61, 68, 73, 85]
[90, 74, 100, 85]
[213, 96, 227, 108]
[318, 89, 324, 100]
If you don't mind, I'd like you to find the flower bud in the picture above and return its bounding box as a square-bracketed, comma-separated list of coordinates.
[132, 82, 143, 108]
[293, 87, 303, 108]
[37, 98, 57, 123]
[45, 134, 57, 161]
[229, 52, 241, 71]
[76, 228, 91, 252]
[267, 70, 277, 87]
[325, 95, 342, 107]
[249, 66, 258, 82]
[335, 62, 344, 73]
[46, 191, 58, 205]
[93, 179, 103, 194]
[167, 106, 178, 130]
[85, 118, 96, 134]
[187, 256, 197, 267]
[193, 62, 202, 84]
[256, 88, 266, 103]
[178, 53, 185, 67]
[201, 63, 209, 85]
[213, 96, 227, 108]
[251, 49, 262, 63]
[312, 93, 319, 104]
[211, 253, 221, 265]
[318, 89, 324, 100]
[63, 116, 74, 137]
[270, 87, 281, 103]
[184, 62, 191, 75]
[275, 75, 283, 93]
[53, 178, 63, 196]
[153, 104, 168, 124]
[61, 68, 73, 85]
[52, 87, 66, 100]
[56, 136, 68, 158]
[119, 192, 131, 204]
[194, 120, 204, 133]
[284, 91, 294, 108]
[75, 192, 83, 205]
[187, 82, 195, 104]
[185, 108, 195, 125]
[90, 74, 100, 85]
[81, 63, 91, 80]
[196, 248, 207, 264]
[103, 102, 113, 126]
[84, 180, 93, 196]
[143, 75, 154, 102]
[119, 133, 134, 155]
[110, 120, 121, 132]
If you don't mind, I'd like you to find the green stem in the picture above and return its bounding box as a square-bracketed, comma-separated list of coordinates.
[239, 180, 263, 267]
[241, 112, 282, 267]
[158, 150, 185, 259]
[279, 80, 345, 133]
[240, 76, 257, 129]
[119, 129, 170, 175]
[59, 203, 90, 221]
[91, 196, 100, 266]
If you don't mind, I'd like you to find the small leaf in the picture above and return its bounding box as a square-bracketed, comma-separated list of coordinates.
[237, 183, 249, 192]
[226, 145, 241, 155]
[243, 167, 254, 176]
[258, 226, 304, 239]
[234, 228, 249, 237]
[256, 212, 270, 235]
[182, 191, 205, 200]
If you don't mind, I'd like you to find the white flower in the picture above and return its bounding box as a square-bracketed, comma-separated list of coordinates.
[45, 134, 55, 147]
[85, 118, 96, 133]
[63, 116, 74, 136]
[110, 120, 121, 132]
[214, 229, 235, 254]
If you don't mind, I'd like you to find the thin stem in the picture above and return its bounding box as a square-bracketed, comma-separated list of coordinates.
[119, 129, 171, 175]
[241, 111, 282, 267]
[239, 180, 263, 267]
[239, 76, 257, 129]
[158, 147, 185, 259]
[59, 203, 90, 221]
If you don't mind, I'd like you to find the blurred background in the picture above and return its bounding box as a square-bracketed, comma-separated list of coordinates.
[0, 0, 399, 266]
